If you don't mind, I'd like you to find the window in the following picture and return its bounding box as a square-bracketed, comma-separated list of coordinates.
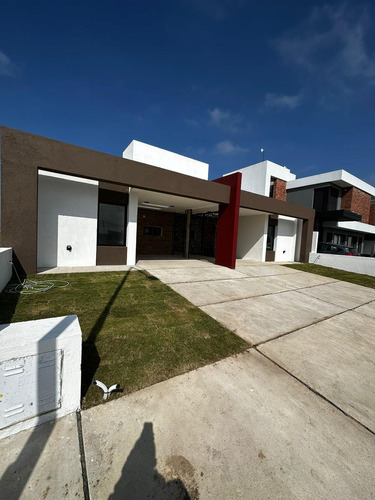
[143, 226, 162, 236]
[98, 203, 126, 246]
[269, 177, 275, 198]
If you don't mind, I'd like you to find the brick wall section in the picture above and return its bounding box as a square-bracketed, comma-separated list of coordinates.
[273, 179, 286, 201]
[341, 187, 371, 223]
[370, 203, 375, 226]
[137, 208, 174, 255]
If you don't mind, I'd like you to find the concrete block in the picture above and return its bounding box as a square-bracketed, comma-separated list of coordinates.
[0, 315, 82, 439]
[0, 248, 12, 292]
[259, 310, 375, 432]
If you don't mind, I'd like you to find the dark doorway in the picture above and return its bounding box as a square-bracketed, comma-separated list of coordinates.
[189, 212, 218, 257]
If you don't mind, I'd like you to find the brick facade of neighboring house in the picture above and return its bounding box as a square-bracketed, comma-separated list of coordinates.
[341, 187, 371, 224]
[273, 179, 287, 201]
[370, 203, 375, 226]
[137, 208, 174, 255]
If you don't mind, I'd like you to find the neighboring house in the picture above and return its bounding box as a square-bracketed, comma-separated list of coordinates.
[287, 170, 375, 257]
[0, 127, 314, 274]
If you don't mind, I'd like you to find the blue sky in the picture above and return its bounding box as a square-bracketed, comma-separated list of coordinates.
[1, 0, 375, 184]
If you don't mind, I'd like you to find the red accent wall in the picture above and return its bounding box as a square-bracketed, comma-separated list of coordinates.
[341, 187, 371, 223]
[213, 173, 242, 269]
[273, 179, 286, 201]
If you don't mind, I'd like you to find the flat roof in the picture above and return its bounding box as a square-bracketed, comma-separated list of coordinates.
[287, 169, 375, 197]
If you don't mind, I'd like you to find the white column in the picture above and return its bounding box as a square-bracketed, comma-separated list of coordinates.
[126, 189, 138, 265]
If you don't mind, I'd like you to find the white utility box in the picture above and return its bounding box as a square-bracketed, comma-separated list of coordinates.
[0, 315, 82, 440]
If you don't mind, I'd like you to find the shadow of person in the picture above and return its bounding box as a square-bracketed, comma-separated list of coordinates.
[109, 422, 190, 500]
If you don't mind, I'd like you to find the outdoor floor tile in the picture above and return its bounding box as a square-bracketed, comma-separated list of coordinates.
[0, 413, 83, 500]
[170, 276, 292, 306]
[264, 272, 337, 290]
[297, 280, 375, 309]
[355, 300, 375, 319]
[200, 290, 345, 344]
[137, 259, 213, 270]
[82, 350, 375, 500]
[147, 266, 247, 284]
[235, 265, 302, 277]
[259, 310, 375, 432]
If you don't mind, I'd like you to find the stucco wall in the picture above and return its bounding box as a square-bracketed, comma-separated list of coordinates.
[227, 161, 296, 197]
[275, 216, 298, 262]
[37, 171, 98, 268]
[237, 214, 268, 261]
[309, 253, 375, 277]
[0, 248, 12, 292]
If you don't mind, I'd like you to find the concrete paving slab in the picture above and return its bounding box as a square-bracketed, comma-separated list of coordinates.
[355, 300, 375, 319]
[297, 280, 375, 309]
[147, 265, 247, 284]
[0, 413, 83, 499]
[137, 259, 213, 270]
[38, 265, 135, 274]
[170, 276, 293, 306]
[235, 264, 302, 277]
[259, 310, 375, 432]
[82, 350, 375, 500]
[201, 290, 345, 344]
[263, 272, 337, 290]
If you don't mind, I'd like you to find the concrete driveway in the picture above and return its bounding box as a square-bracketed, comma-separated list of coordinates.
[1, 259, 375, 499]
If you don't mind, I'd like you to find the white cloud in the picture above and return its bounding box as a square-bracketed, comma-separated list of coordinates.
[0, 51, 17, 77]
[208, 108, 242, 133]
[265, 93, 303, 109]
[276, 3, 375, 89]
[215, 140, 248, 155]
[185, 118, 200, 127]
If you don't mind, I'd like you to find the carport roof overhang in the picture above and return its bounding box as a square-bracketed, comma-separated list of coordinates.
[240, 190, 314, 220]
[1, 127, 315, 273]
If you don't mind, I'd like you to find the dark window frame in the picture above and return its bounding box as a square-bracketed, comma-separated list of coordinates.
[97, 201, 127, 247]
[143, 226, 163, 237]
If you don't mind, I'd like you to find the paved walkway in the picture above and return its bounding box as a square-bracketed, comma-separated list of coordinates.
[1, 260, 375, 499]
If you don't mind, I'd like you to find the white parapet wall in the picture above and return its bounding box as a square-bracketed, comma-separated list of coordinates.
[309, 253, 375, 277]
[0, 315, 82, 440]
[123, 140, 209, 180]
[0, 248, 12, 293]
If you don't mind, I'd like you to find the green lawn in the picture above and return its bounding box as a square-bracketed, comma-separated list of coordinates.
[0, 270, 248, 408]
[284, 263, 375, 289]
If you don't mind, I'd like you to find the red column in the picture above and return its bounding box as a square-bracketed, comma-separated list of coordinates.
[213, 172, 242, 269]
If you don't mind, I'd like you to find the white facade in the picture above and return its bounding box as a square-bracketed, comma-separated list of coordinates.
[237, 215, 268, 261]
[126, 189, 139, 266]
[274, 216, 298, 262]
[229, 161, 300, 263]
[37, 171, 99, 269]
[123, 140, 209, 180]
[226, 160, 296, 196]
[0, 315, 82, 439]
